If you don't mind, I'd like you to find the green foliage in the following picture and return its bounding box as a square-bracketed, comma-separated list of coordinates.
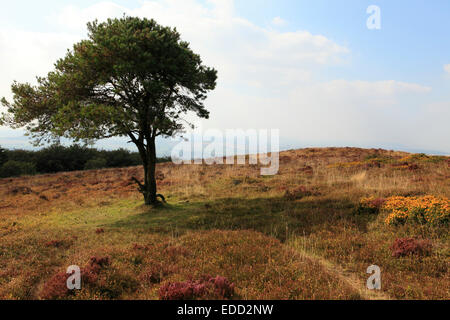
[0, 146, 7, 166]
[0, 160, 36, 178]
[0, 16, 217, 144]
[1, 16, 217, 204]
[100, 148, 138, 168]
[34, 144, 96, 173]
[84, 157, 108, 170]
[0, 145, 167, 178]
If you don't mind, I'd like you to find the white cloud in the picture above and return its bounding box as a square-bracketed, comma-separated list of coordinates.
[1, 0, 349, 114]
[1, 0, 447, 153]
[46, 2, 131, 32]
[444, 64, 450, 74]
[271, 16, 287, 26]
[0, 29, 81, 102]
[1, 1, 348, 95]
[202, 80, 434, 148]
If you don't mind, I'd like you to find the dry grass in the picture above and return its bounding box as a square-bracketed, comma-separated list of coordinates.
[0, 147, 448, 299]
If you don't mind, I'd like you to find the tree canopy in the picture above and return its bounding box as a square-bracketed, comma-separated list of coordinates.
[1, 16, 218, 204]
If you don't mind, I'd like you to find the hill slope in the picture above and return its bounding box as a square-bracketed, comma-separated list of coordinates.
[0, 147, 448, 299]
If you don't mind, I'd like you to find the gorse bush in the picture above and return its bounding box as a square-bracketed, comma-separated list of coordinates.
[383, 195, 449, 226]
[358, 195, 449, 225]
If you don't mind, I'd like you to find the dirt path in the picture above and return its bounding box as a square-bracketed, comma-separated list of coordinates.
[297, 250, 392, 300]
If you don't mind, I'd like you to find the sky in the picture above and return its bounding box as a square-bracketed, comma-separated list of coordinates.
[0, 0, 449, 155]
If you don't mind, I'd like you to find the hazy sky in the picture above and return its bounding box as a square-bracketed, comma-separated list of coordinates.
[0, 0, 449, 154]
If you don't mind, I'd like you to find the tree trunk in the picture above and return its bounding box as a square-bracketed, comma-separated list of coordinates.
[143, 136, 158, 205]
[131, 135, 165, 206]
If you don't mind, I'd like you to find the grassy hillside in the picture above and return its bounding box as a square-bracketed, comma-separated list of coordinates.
[0, 147, 448, 300]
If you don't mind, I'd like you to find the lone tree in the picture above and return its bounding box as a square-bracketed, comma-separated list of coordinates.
[0, 17, 217, 205]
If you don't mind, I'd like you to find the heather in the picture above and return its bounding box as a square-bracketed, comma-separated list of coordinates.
[0, 147, 448, 300]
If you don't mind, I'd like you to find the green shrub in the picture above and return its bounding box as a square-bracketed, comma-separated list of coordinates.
[101, 148, 140, 167]
[34, 144, 96, 173]
[0, 160, 36, 178]
[0, 144, 169, 175]
[0, 146, 7, 166]
[84, 157, 107, 170]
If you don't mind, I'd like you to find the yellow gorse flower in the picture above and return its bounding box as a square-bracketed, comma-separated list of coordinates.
[381, 195, 449, 226]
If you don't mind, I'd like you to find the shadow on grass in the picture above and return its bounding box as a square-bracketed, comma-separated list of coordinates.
[108, 196, 378, 241]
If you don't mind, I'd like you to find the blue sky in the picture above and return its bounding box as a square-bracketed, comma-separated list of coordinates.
[0, 0, 449, 154]
[233, 0, 450, 90]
